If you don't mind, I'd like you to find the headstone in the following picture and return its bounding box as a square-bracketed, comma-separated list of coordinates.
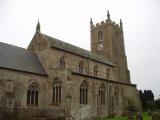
[128, 111, 134, 120]
[136, 112, 143, 120]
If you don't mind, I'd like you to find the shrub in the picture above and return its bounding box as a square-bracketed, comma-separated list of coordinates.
[147, 110, 152, 116]
[152, 112, 160, 120]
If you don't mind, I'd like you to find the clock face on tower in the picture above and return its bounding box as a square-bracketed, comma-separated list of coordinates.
[98, 43, 103, 51]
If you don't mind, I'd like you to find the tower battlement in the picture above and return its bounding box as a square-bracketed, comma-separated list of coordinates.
[91, 19, 122, 31]
[90, 11, 123, 31]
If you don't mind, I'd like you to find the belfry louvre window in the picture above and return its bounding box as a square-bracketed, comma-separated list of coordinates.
[80, 81, 88, 104]
[52, 78, 62, 104]
[98, 31, 103, 42]
[60, 56, 65, 68]
[99, 83, 105, 105]
[27, 82, 39, 106]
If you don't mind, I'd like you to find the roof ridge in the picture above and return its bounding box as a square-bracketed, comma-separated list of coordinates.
[0, 42, 47, 75]
[0, 42, 36, 55]
[42, 33, 90, 51]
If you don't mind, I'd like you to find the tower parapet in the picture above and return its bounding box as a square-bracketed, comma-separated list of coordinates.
[90, 11, 123, 31]
[91, 19, 122, 31]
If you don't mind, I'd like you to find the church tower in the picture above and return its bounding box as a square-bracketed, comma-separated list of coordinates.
[90, 11, 130, 83]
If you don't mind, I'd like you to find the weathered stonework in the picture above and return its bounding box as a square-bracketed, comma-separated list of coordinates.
[0, 13, 141, 120]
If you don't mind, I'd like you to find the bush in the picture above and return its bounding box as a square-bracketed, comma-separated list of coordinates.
[147, 109, 152, 116]
[155, 99, 160, 108]
[152, 112, 160, 120]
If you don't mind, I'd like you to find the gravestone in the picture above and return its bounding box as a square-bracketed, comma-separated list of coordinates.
[136, 112, 143, 120]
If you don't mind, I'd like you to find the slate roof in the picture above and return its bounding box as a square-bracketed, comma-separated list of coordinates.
[43, 34, 114, 67]
[0, 42, 47, 75]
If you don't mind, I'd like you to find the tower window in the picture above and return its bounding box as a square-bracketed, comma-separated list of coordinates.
[27, 82, 39, 106]
[80, 81, 88, 104]
[98, 31, 103, 42]
[99, 83, 105, 105]
[52, 78, 62, 104]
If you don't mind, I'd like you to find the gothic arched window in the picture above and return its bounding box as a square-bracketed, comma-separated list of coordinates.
[60, 56, 65, 68]
[80, 81, 88, 104]
[27, 82, 39, 106]
[52, 78, 62, 104]
[99, 83, 105, 105]
[98, 31, 103, 42]
[79, 61, 84, 73]
[94, 65, 98, 77]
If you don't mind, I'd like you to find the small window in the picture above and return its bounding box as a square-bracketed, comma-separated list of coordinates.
[60, 56, 65, 68]
[79, 61, 84, 73]
[52, 78, 62, 104]
[106, 68, 110, 79]
[27, 82, 39, 106]
[93, 65, 98, 77]
[80, 81, 88, 104]
[98, 31, 103, 42]
[99, 83, 105, 105]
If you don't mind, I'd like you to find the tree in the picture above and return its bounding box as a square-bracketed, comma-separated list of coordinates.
[139, 90, 154, 111]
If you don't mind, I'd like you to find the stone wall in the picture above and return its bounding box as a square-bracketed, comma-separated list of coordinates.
[0, 29, 142, 120]
[0, 69, 48, 108]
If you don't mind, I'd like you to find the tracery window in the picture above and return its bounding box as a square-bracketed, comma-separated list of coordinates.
[27, 82, 39, 106]
[79, 61, 84, 73]
[80, 81, 88, 104]
[99, 83, 105, 105]
[60, 56, 65, 68]
[52, 78, 62, 104]
[94, 65, 98, 77]
[98, 31, 103, 42]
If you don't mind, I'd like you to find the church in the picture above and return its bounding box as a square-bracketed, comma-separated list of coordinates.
[0, 12, 141, 120]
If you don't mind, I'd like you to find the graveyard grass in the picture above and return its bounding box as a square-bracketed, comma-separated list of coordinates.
[95, 112, 151, 120]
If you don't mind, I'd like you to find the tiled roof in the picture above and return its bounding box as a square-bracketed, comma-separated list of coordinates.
[0, 42, 47, 75]
[43, 34, 114, 67]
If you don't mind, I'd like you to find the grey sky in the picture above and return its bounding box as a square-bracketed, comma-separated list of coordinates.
[1, 0, 160, 99]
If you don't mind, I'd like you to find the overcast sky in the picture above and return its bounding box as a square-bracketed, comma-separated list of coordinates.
[0, 0, 160, 99]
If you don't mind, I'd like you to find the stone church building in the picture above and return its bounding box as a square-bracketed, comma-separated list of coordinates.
[0, 12, 141, 120]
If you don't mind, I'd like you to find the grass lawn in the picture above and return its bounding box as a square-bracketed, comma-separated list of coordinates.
[95, 112, 151, 120]
[142, 112, 152, 120]
[104, 116, 127, 120]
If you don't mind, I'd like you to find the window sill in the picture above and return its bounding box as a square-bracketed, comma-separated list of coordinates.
[80, 104, 88, 106]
